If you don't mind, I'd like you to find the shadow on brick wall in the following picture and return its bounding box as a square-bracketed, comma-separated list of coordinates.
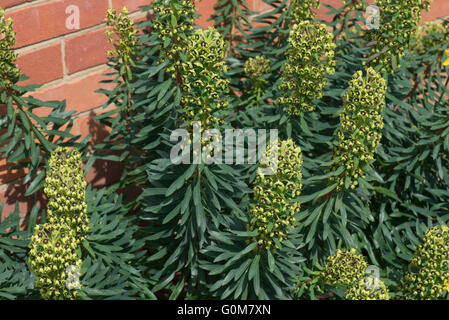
[85, 111, 124, 188]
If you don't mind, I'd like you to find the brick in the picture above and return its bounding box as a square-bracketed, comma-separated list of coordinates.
[111, 0, 151, 13]
[28, 67, 116, 115]
[65, 27, 113, 74]
[0, 184, 46, 223]
[422, 0, 449, 21]
[85, 156, 123, 188]
[252, 0, 273, 13]
[195, 0, 216, 27]
[2, 0, 31, 9]
[76, 109, 112, 141]
[16, 43, 63, 85]
[76, 110, 124, 188]
[0, 158, 27, 185]
[6, 0, 109, 48]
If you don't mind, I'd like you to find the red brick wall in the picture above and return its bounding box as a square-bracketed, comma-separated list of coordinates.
[1, 0, 449, 216]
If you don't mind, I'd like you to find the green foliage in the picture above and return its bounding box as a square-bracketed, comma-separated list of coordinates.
[4, 0, 449, 301]
[0, 8, 88, 197]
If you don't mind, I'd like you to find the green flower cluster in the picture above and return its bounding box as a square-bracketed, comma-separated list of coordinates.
[29, 147, 88, 299]
[343, 0, 366, 11]
[345, 277, 390, 300]
[0, 8, 20, 88]
[29, 223, 82, 300]
[322, 248, 368, 286]
[105, 7, 139, 66]
[152, 0, 196, 74]
[365, 0, 433, 72]
[244, 56, 271, 80]
[399, 225, 449, 300]
[247, 139, 303, 251]
[179, 27, 230, 129]
[278, 21, 336, 114]
[290, 0, 320, 21]
[243, 55, 271, 103]
[44, 147, 89, 240]
[329, 68, 387, 190]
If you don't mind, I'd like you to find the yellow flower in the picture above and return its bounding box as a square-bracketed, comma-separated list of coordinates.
[443, 49, 449, 66]
[446, 279, 449, 291]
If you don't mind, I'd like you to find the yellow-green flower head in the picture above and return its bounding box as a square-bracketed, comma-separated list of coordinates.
[399, 225, 449, 300]
[346, 277, 390, 300]
[290, 0, 320, 21]
[105, 7, 139, 66]
[179, 27, 230, 129]
[28, 222, 82, 300]
[152, 0, 196, 71]
[343, 0, 366, 11]
[322, 248, 368, 286]
[278, 21, 336, 114]
[244, 56, 271, 79]
[44, 147, 89, 241]
[248, 139, 303, 251]
[366, 0, 433, 72]
[0, 8, 21, 88]
[329, 67, 387, 191]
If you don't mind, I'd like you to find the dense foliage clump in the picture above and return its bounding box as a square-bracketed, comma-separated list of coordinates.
[2, 0, 449, 301]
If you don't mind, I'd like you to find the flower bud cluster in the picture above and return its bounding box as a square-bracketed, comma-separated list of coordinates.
[247, 139, 303, 251]
[179, 27, 230, 131]
[243, 55, 271, 103]
[244, 56, 271, 80]
[322, 248, 368, 286]
[105, 7, 139, 65]
[345, 277, 390, 300]
[44, 147, 89, 240]
[365, 0, 432, 72]
[0, 8, 20, 88]
[290, 0, 320, 21]
[278, 21, 336, 114]
[152, 0, 196, 73]
[30, 147, 89, 299]
[329, 68, 386, 190]
[343, 0, 366, 11]
[400, 225, 449, 300]
[28, 223, 82, 300]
